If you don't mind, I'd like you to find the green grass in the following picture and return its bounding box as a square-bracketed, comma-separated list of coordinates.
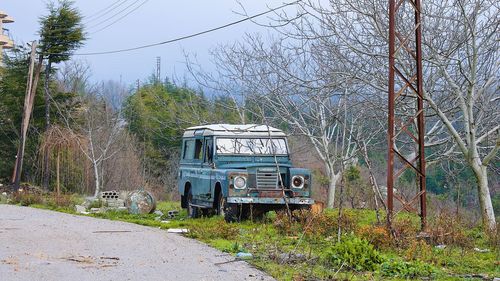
[3, 195, 498, 281]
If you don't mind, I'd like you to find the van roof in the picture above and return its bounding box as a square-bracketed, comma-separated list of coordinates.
[183, 124, 287, 137]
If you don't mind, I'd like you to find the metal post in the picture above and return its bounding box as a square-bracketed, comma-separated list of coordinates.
[387, 0, 426, 231]
[156, 56, 161, 84]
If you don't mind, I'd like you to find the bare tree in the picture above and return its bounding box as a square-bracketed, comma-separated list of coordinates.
[288, 0, 499, 229]
[204, 33, 382, 208]
[80, 95, 124, 197]
[55, 62, 129, 197]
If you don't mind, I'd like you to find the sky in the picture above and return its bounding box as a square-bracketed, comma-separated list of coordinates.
[2, 0, 294, 86]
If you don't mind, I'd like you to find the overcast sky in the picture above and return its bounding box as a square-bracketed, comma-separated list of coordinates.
[2, 0, 293, 86]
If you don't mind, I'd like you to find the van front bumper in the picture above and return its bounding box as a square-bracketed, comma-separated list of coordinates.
[226, 197, 314, 205]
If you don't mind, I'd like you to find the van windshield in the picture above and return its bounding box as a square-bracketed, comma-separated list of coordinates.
[216, 138, 288, 155]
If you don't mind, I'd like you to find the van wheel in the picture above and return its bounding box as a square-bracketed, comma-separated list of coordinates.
[216, 193, 226, 217]
[216, 193, 237, 222]
[187, 189, 199, 218]
[224, 203, 239, 223]
[249, 205, 266, 221]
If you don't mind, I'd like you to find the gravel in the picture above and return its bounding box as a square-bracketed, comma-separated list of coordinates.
[0, 204, 275, 281]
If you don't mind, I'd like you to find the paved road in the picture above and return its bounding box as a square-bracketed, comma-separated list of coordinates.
[0, 205, 274, 281]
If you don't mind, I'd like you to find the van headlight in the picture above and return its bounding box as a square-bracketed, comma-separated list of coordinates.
[233, 176, 247, 189]
[291, 175, 305, 189]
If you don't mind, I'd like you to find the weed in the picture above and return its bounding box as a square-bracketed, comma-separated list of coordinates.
[404, 239, 433, 262]
[87, 199, 107, 209]
[188, 219, 239, 240]
[392, 217, 420, 248]
[357, 225, 390, 250]
[46, 194, 76, 208]
[273, 208, 358, 239]
[485, 223, 500, 251]
[11, 191, 44, 206]
[324, 235, 384, 271]
[380, 259, 436, 278]
[428, 211, 473, 249]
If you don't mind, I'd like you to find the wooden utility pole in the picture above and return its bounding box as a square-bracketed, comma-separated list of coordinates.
[11, 41, 41, 190]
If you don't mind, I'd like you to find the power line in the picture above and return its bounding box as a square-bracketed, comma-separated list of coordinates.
[37, 2, 129, 34]
[90, 0, 149, 34]
[45, 0, 130, 28]
[87, 0, 142, 30]
[41, 1, 299, 57]
[84, 0, 126, 22]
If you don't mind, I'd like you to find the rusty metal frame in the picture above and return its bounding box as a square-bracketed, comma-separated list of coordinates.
[387, 0, 426, 230]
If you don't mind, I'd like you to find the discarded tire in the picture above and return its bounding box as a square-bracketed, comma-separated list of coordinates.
[125, 189, 156, 214]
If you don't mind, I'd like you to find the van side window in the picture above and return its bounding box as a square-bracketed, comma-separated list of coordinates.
[194, 139, 203, 160]
[183, 140, 195, 159]
[183, 139, 203, 160]
[205, 138, 213, 163]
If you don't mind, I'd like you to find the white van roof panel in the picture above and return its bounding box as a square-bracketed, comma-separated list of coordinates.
[183, 124, 287, 137]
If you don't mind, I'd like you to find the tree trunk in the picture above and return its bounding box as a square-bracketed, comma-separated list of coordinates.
[42, 60, 52, 190]
[471, 162, 496, 231]
[326, 170, 341, 209]
[56, 151, 60, 196]
[361, 142, 386, 224]
[93, 161, 100, 198]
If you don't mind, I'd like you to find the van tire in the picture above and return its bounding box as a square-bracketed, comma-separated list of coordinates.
[223, 203, 239, 222]
[187, 189, 199, 218]
[216, 192, 225, 216]
[216, 193, 238, 222]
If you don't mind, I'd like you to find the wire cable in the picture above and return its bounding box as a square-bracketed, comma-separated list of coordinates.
[84, 0, 126, 22]
[87, 0, 142, 30]
[90, 0, 149, 34]
[40, 0, 300, 56]
[37, 1, 130, 32]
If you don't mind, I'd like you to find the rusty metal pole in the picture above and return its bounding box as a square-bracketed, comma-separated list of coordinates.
[387, 0, 426, 232]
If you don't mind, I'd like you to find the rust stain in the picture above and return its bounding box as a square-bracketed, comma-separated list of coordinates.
[258, 191, 282, 198]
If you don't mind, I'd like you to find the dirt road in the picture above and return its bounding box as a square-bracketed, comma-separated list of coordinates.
[0, 205, 274, 281]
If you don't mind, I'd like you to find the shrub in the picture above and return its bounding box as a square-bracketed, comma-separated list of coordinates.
[428, 211, 473, 249]
[404, 239, 433, 262]
[11, 191, 44, 206]
[357, 225, 390, 249]
[273, 210, 301, 235]
[273, 208, 357, 238]
[380, 259, 436, 278]
[46, 194, 75, 208]
[392, 217, 420, 248]
[324, 236, 384, 271]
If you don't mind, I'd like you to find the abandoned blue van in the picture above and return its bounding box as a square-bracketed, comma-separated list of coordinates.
[178, 124, 314, 221]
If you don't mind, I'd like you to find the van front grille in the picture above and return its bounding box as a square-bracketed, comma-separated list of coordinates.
[256, 168, 279, 189]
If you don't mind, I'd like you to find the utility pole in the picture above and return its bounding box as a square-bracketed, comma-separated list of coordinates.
[12, 41, 40, 190]
[387, 0, 426, 231]
[156, 56, 161, 84]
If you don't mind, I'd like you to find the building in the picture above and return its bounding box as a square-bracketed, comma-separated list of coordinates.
[0, 10, 14, 64]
